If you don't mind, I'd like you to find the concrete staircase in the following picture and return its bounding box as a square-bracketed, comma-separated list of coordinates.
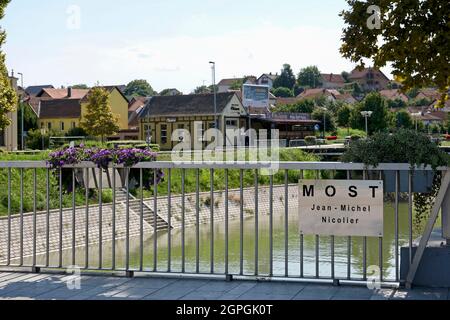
[115, 189, 170, 231]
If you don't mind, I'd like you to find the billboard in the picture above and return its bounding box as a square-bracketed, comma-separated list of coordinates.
[242, 84, 270, 109]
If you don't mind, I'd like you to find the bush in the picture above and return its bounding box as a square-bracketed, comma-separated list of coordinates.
[106, 141, 146, 148]
[305, 136, 317, 145]
[26, 129, 61, 150]
[342, 129, 450, 169]
[66, 127, 87, 137]
[135, 144, 160, 152]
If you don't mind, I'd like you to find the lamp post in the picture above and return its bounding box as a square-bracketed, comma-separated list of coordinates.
[318, 107, 327, 139]
[360, 111, 373, 137]
[209, 61, 217, 130]
[40, 128, 46, 150]
[18, 72, 24, 150]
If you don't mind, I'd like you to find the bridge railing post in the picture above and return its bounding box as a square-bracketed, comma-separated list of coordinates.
[442, 181, 450, 246]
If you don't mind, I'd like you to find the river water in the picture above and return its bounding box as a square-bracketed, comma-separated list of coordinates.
[34, 200, 414, 282]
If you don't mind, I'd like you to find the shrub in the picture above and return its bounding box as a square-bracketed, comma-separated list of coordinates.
[304, 136, 317, 145]
[342, 129, 449, 169]
[66, 127, 87, 137]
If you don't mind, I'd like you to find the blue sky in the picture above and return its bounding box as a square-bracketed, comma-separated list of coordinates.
[2, 0, 389, 93]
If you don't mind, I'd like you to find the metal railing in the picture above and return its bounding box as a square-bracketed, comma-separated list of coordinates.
[0, 161, 446, 286]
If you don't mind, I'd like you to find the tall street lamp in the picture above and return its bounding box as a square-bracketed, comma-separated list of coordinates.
[18, 72, 24, 150]
[209, 61, 217, 130]
[318, 106, 327, 139]
[361, 111, 373, 137]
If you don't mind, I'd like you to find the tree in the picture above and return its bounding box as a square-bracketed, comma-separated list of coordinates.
[273, 64, 296, 90]
[0, 0, 17, 130]
[80, 87, 120, 142]
[159, 88, 181, 96]
[230, 79, 244, 91]
[271, 87, 293, 98]
[193, 85, 211, 94]
[336, 104, 353, 134]
[71, 84, 89, 89]
[341, 71, 350, 83]
[350, 92, 391, 134]
[395, 110, 414, 129]
[387, 98, 407, 109]
[297, 66, 322, 88]
[312, 108, 337, 134]
[273, 99, 316, 114]
[340, 0, 450, 106]
[124, 79, 155, 97]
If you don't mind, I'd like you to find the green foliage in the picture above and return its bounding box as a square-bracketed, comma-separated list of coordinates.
[340, 0, 450, 106]
[342, 129, 450, 169]
[312, 108, 336, 133]
[394, 110, 414, 129]
[193, 85, 210, 94]
[271, 87, 293, 98]
[410, 97, 433, 107]
[273, 99, 315, 114]
[336, 104, 352, 129]
[0, 0, 17, 130]
[25, 128, 60, 150]
[351, 82, 363, 97]
[297, 65, 322, 88]
[427, 123, 444, 135]
[124, 79, 155, 97]
[71, 84, 89, 89]
[341, 71, 350, 83]
[304, 136, 317, 145]
[66, 126, 87, 137]
[17, 103, 38, 143]
[159, 88, 181, 96]
[272, 64, 296, 90]
[406, 88, 420, 99]
[350, 92, 391, 134]
[80, 87, 120, 141]
[387, 98, 407, 109]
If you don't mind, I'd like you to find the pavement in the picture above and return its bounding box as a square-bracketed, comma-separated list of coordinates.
[0, 272, 448, 300]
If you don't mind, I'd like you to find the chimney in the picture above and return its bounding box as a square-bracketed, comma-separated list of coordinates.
[68, 87, 72, 98]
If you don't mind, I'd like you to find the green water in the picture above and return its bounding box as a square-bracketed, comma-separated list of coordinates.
[35, 201, 414, 282]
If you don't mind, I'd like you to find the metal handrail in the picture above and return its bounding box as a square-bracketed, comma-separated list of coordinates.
[0, 160, 446, 171]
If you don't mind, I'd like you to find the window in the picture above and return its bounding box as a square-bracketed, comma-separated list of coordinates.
[41, 122, 44, 129]
[161, 124, 168, 144]
[208, 122, 216, 129]
[47, 122, 52, 130]
[178, 124, 185, 129]
[60, 122, 65, 131]
[226, 120, 238, 127]
[71, 122, 76, 129]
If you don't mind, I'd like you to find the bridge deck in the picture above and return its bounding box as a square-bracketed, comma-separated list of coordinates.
[0, 272, 448, 300]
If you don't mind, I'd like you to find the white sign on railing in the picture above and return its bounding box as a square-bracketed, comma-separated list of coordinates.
[299, 180, 384, 237]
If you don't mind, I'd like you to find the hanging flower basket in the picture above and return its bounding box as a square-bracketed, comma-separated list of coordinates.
[48, 145, 164, 193]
